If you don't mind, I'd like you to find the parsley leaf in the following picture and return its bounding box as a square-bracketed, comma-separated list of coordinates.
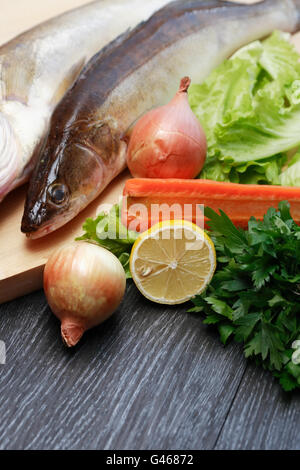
[192, 201, 300, 391]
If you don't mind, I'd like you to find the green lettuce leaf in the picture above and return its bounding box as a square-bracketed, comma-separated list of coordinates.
[189, 31, 300, 185]
[76, 203, 138, 278]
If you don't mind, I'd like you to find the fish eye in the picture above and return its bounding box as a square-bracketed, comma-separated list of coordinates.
[48, 183, 69, 205]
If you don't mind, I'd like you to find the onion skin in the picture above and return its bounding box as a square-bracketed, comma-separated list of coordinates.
[44, 242, 126, 347]
[127, 76, 207, 179]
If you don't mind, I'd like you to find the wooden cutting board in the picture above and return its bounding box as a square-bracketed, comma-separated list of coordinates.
[0, 0, 131, 304]
[0, 171, 129, 304]
[1, 0, 300, 304]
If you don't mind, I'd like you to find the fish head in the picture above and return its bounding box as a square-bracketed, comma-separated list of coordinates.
[21, 119, 126, 238]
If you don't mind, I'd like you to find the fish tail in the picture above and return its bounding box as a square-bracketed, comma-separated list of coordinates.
[0, 111, 19, 202]
[292, 0, 300, 30]
[254, 0, 300, 32]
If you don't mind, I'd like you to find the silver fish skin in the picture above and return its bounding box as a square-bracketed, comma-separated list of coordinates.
[0, 0, 172, 202]
[22, 0, 300, 238]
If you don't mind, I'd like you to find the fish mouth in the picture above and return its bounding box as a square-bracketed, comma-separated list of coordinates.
[21, 196, 76, 239]
[0, 112, 20, 202]
[24, 212, 77, 239]
[25, 223, 57, 239]
[22, 202, 79, 239]
[21, 192, 90, 239]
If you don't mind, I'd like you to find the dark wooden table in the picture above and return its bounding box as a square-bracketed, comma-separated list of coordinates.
[0, 282, 299, 450]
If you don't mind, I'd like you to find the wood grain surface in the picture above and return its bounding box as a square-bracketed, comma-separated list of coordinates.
[0, 286, 247, 450]
[0, 0, 300, 451]
[0, 286, 299, 450]
[215, 364, 300, 450]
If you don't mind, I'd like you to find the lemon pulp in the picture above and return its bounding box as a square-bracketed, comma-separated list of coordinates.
[130, 220, 216, 305]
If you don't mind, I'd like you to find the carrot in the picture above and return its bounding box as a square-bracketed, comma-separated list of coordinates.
[121, 178, 300, 232]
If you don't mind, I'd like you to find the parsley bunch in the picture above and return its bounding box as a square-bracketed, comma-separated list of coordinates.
[190, 201, 300, 391]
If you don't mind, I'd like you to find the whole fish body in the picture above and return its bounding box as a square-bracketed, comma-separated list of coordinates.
[0, 0, 172, 202]
[22, 0, 300, 238]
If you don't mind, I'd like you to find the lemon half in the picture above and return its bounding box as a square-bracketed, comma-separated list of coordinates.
[130, 220, 216, 305]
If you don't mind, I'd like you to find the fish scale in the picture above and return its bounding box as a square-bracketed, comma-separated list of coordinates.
[0, 0, 172, 202]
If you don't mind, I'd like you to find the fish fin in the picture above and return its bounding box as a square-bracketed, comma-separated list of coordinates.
[51, 57, 87, 105]
[122, 119, 138, 143]
[9, 132, 46, 192]
[0, 112, 19, 201]
[121, 134, 130, 146]
[0, 53, 36, 104]
[123, 105, 157, 140]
